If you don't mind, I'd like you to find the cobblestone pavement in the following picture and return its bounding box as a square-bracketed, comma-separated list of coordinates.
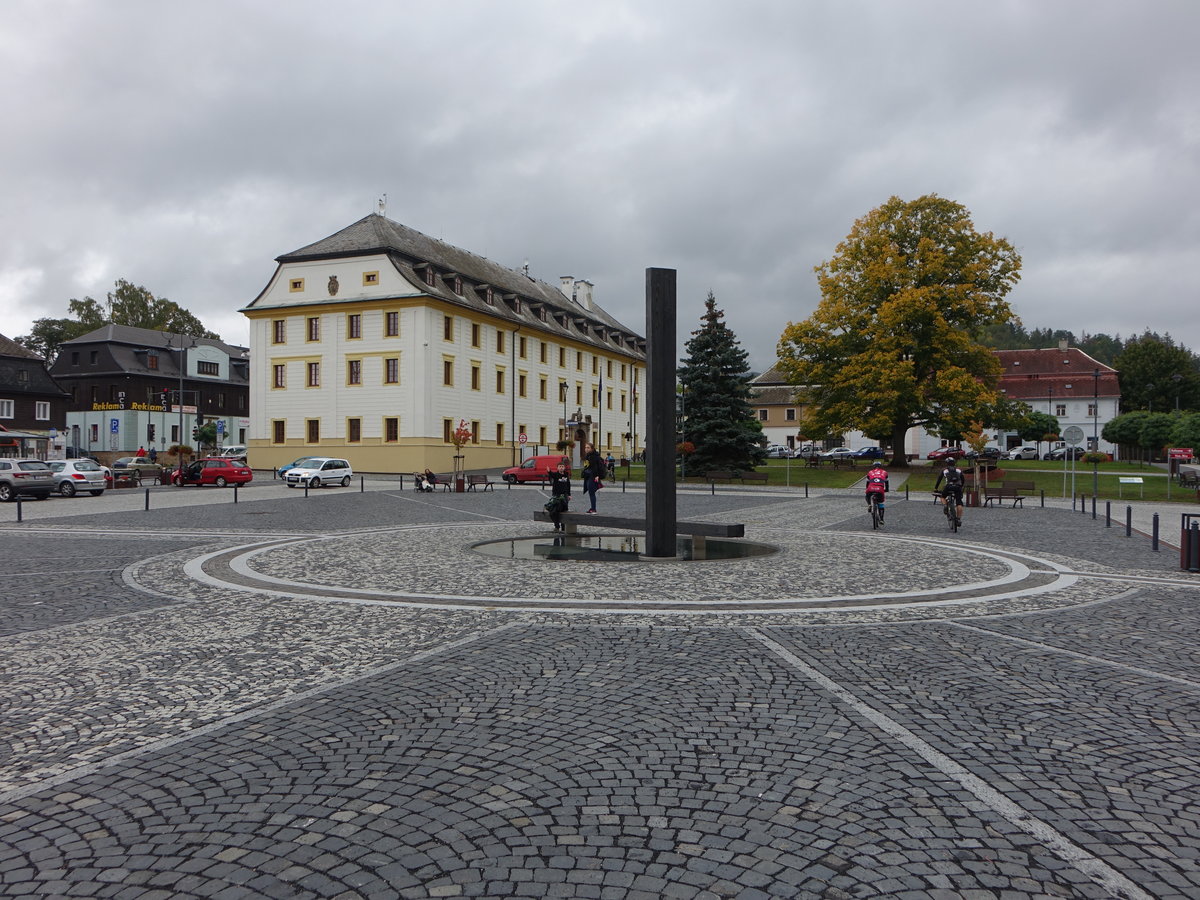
[2, 480, 1199, 898]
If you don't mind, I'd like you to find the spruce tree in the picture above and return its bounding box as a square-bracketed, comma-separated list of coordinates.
[677, 292, 765, 472]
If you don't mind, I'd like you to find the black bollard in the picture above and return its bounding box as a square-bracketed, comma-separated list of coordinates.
[1091, 495, 1096, 519]
[16, 497, 22, 523]
[1152, 513, 1159, 552]
[145, 487, 150, 511]
[360, 476, 364, 493]
[1105, 501, 1111, 527]
[1125, 505, 1132, 537]
[234, 485, 239, 504]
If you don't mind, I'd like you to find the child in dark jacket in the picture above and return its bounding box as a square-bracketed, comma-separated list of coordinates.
[546, 461, 571, 531]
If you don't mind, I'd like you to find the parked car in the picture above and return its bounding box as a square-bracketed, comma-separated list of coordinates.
[111, 457, 166, 483]
[172, 457, 254, 487]
[1005, 446, 1039, 460]
[503, 455, 572, 484]
[927, 447, 966, 461]
[283, 457, 353, 488]
[219, 444, 248, 460]
[279, 456, 321, 476]
[820, 447, 855, 460]
[851, 447, 886, 459]
[1045, 446, 1086, 460]
[0, 458, 54, 501]
[764, 444, 792, 458]
[963, 447, 1003, 461]
[47, 459, 107, 496]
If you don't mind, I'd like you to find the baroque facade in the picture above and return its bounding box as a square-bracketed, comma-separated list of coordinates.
[241, 214, 647, 472]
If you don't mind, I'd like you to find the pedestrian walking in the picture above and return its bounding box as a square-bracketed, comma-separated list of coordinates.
[582, 442, 604, 514]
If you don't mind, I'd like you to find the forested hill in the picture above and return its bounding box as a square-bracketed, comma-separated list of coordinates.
[978, 323, 1190, 367]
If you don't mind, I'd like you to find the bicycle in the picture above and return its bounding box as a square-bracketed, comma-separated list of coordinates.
[867, 493, 884, 530]
[934, 490, 959, 532]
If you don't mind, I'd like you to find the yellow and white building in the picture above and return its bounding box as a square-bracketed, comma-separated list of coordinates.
[241, 214, 646, 472]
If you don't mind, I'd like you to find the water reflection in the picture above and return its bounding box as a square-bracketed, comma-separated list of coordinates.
[473, 534, 775, 562]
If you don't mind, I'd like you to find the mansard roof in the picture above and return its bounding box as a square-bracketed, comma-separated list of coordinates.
[267, 214, 645, 358]
[997, 347, 1120, 401]
[0, 333, 68, 397]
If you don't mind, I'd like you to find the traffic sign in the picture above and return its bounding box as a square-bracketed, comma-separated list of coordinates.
[217, 420, 226, 434]
[518, 433, 528, 444]
[1062, 425, 1085, 445]
[110, 418, 119, 434]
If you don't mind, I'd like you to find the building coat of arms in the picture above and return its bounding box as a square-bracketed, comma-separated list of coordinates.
[328, 275, 339, 296]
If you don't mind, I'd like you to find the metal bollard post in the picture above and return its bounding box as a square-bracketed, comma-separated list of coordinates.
[15, 497, 22, 523]
[273, 467, 277, 480]
[1125, 505, 1132, 537]
[145, 487, 150, 511]
[234, 485, 239, 504]
[622, 479, 626, 493]
[304, 482, 309, 498]
[1040, 489, 1045, 508]
[805, 483, 809, 499]
[1105, 501, 1111, 527]
[360, 476, 364, 493]
[1189, 523, 1200, 572]
[1091, 495, 1096, 520]
[905, 485, 910, 501]
[1152, 513, 1159, 552]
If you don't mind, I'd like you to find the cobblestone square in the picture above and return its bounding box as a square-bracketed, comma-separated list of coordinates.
[1, 479, 1198, 898]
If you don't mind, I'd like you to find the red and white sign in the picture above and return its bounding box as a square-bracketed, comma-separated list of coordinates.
[1168, 448, 1193, 459]
[518, 433, 528, 444]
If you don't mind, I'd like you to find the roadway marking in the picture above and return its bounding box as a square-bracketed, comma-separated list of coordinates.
[747, 628, 1154, 900]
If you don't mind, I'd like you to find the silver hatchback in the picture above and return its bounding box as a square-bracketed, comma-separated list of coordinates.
[0, 458, 55, 501]
[48, 459, 108, 497]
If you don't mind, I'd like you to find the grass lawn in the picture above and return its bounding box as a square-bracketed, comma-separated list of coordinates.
[614, 460, 864, 489]
[904, 460, 1198, 504]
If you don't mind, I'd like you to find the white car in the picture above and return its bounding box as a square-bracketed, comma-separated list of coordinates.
[1005, 446, 1039, 460]
[764, 444, 792, 458]
[47, 459, 107, 497]
[219, 444, 248, 460]
[283, 457, 353, 488]
[820, 447, 854, 459]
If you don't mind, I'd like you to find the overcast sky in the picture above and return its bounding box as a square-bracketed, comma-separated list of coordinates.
[2, 0, 1197, 372]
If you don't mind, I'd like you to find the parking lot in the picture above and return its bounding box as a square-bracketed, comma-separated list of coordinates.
[2, 477, 1199, 898]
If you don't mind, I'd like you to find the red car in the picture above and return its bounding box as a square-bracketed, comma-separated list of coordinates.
[172, 457, 253, 487]
[927, 447, 966, 461]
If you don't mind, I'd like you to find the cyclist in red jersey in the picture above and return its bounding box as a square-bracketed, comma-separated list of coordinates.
[864, 462, 889, 522]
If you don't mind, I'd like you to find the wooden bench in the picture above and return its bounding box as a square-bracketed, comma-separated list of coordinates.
[705, 470, 734, 483]
[533, 512, 744, 553]
[738, 471, 769, 484]
[804, 455, 821, 468]
[982, 480, 1036, 508]
[830, 457, 856, 469]
[466, 474, 495, 492]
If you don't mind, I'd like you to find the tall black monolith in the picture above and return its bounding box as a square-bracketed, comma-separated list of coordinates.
[645, 268, 677, 557]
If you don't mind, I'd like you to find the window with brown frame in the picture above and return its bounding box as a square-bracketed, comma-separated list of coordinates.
[495, 368, 505, 394]
[385, 417, 399, 442]
[273, 319, 286, 343]
[307, 317, 320, 341]
[348, 418, 361, 442]
[385, 311, 399, 336]
[471, 323, 480, 347]
[347, 314, 361, 339]
[307, 362, 320, 387]
[272, 420, 285, 443]
[347, 360, 362, 385]
[471, 365, 480, 391]
[306, 419, 320, 443]
[443, 419, 453, 443]
[443, 359, 453, 386]
[385, 357, 399, 384]
[497, 331, 505, 354]
[443, 316, 453, 340]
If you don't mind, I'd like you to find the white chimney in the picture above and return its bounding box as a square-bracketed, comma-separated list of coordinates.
[1058, 338, 1069, 351]
[576, 280, 594, 309]
[560, 276, 574, 298]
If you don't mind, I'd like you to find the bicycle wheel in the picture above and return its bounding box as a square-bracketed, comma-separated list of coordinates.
[947, 502, 958, 533]
[870, 497, 882, 530]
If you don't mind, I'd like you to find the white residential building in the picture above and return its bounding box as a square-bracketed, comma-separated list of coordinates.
[241, 214, 646, 472]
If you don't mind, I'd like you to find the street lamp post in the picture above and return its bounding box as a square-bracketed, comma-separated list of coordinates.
[1172, 373, 1183, 411]
[1092, 368, 1101, 498]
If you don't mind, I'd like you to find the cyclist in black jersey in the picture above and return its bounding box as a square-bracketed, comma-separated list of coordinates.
[934, 457, 965, 527]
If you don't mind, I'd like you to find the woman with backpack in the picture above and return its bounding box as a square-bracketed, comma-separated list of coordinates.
[582, 442, 604, 514]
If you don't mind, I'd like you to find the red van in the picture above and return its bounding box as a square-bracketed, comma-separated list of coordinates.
[502, 454, 571, 484]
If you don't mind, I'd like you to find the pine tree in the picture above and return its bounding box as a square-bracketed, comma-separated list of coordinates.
[677, 292, 765, 472]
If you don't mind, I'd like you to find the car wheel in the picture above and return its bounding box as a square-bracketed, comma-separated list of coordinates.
[341, 475, 351, 486]
[310, 477, 321, 488]
[503, 474, 517, 484]
[89, 490, 104, 496]
[0, 483, 13, 502]
[215, 476, 227, 487]
[59, 482, 77, 497]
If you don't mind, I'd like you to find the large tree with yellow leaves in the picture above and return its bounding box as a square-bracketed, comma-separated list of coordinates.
[778, 195, 1022, 466]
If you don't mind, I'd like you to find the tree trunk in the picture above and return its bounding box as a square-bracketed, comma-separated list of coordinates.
[889, 423, 909, 467]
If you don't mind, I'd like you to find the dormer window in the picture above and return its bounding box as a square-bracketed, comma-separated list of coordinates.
[425, 267, 435, 286]
[454, 275, 463, 294]
[486, 287, 494, 305]
[148, 353, 159, 370]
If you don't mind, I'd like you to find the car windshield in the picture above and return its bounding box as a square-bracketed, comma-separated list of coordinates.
[49, 462, 65, 472]
[19, 461, 51, 471]
[290, 457, 318, 467]
[74, 461, 101, 471]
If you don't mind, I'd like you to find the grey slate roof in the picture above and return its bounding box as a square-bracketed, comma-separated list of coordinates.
[264, 214, 645, 359]
[54, 326, 249, 385]
[0, 334, 69, 397]
[0, 334, 41, 360]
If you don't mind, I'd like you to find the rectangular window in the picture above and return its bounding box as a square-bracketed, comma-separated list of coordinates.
[272, 420, 285, 444]
[621, 364, 627, 380]
[453, 275, 462, 294]
[347, 314, 362, 339]
[307, 362, 320, 387]
[558, 347, 566, 367]
[592, 388, 598, 406]
[424, 267, 435, 286]
[607, 360, 613, 379]
[71, 351, 79, 365]
[306, 419, 320, 443]
[575, 385, 582, 406]
[540, 341, 547, 364]
[273, 364, 286, 388]
[496, 369, 505, 394]
[443, 419, 453, 443]
[1056, 403, 1066, 417]
[576, 351, 583, 371]
[539, 426, 547, 445]
[198, 361, 219, 376]
[347, 360, 362, 385]
[518, 373, 527, 398]
[471, 323, 481, 347]
[307, 317, 320, 341]
[539, 377, 547, 401]
[471, 365, 480, 391]
[363, 271, 379, 286]
[443, 316, 453, 341]
[34, 401, 50, 421]
[606, 390, 612, 410]
[758, 409, 768, 421]
[273, 319, 286, 343]
[385, 311, 399, 337]
[348, 418, 361, 443]
[1087, 403, 1097, 417]
[496, 423, 505, 445]
[471, 421, 480, 444]
[384, 417, 399, 442]
[0, 399, 13, 418]
[592, 357, 599, 375]
[519, 336, 527, 358]
[443, 359, 453, 386]
[290, 278, 304, 292]
[497, 331, 505, 354]
[385, 357, 399, 384]
[90, 350, 98, 364]
[786, 409, 796, 421]
[148, 354, 159, 370]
